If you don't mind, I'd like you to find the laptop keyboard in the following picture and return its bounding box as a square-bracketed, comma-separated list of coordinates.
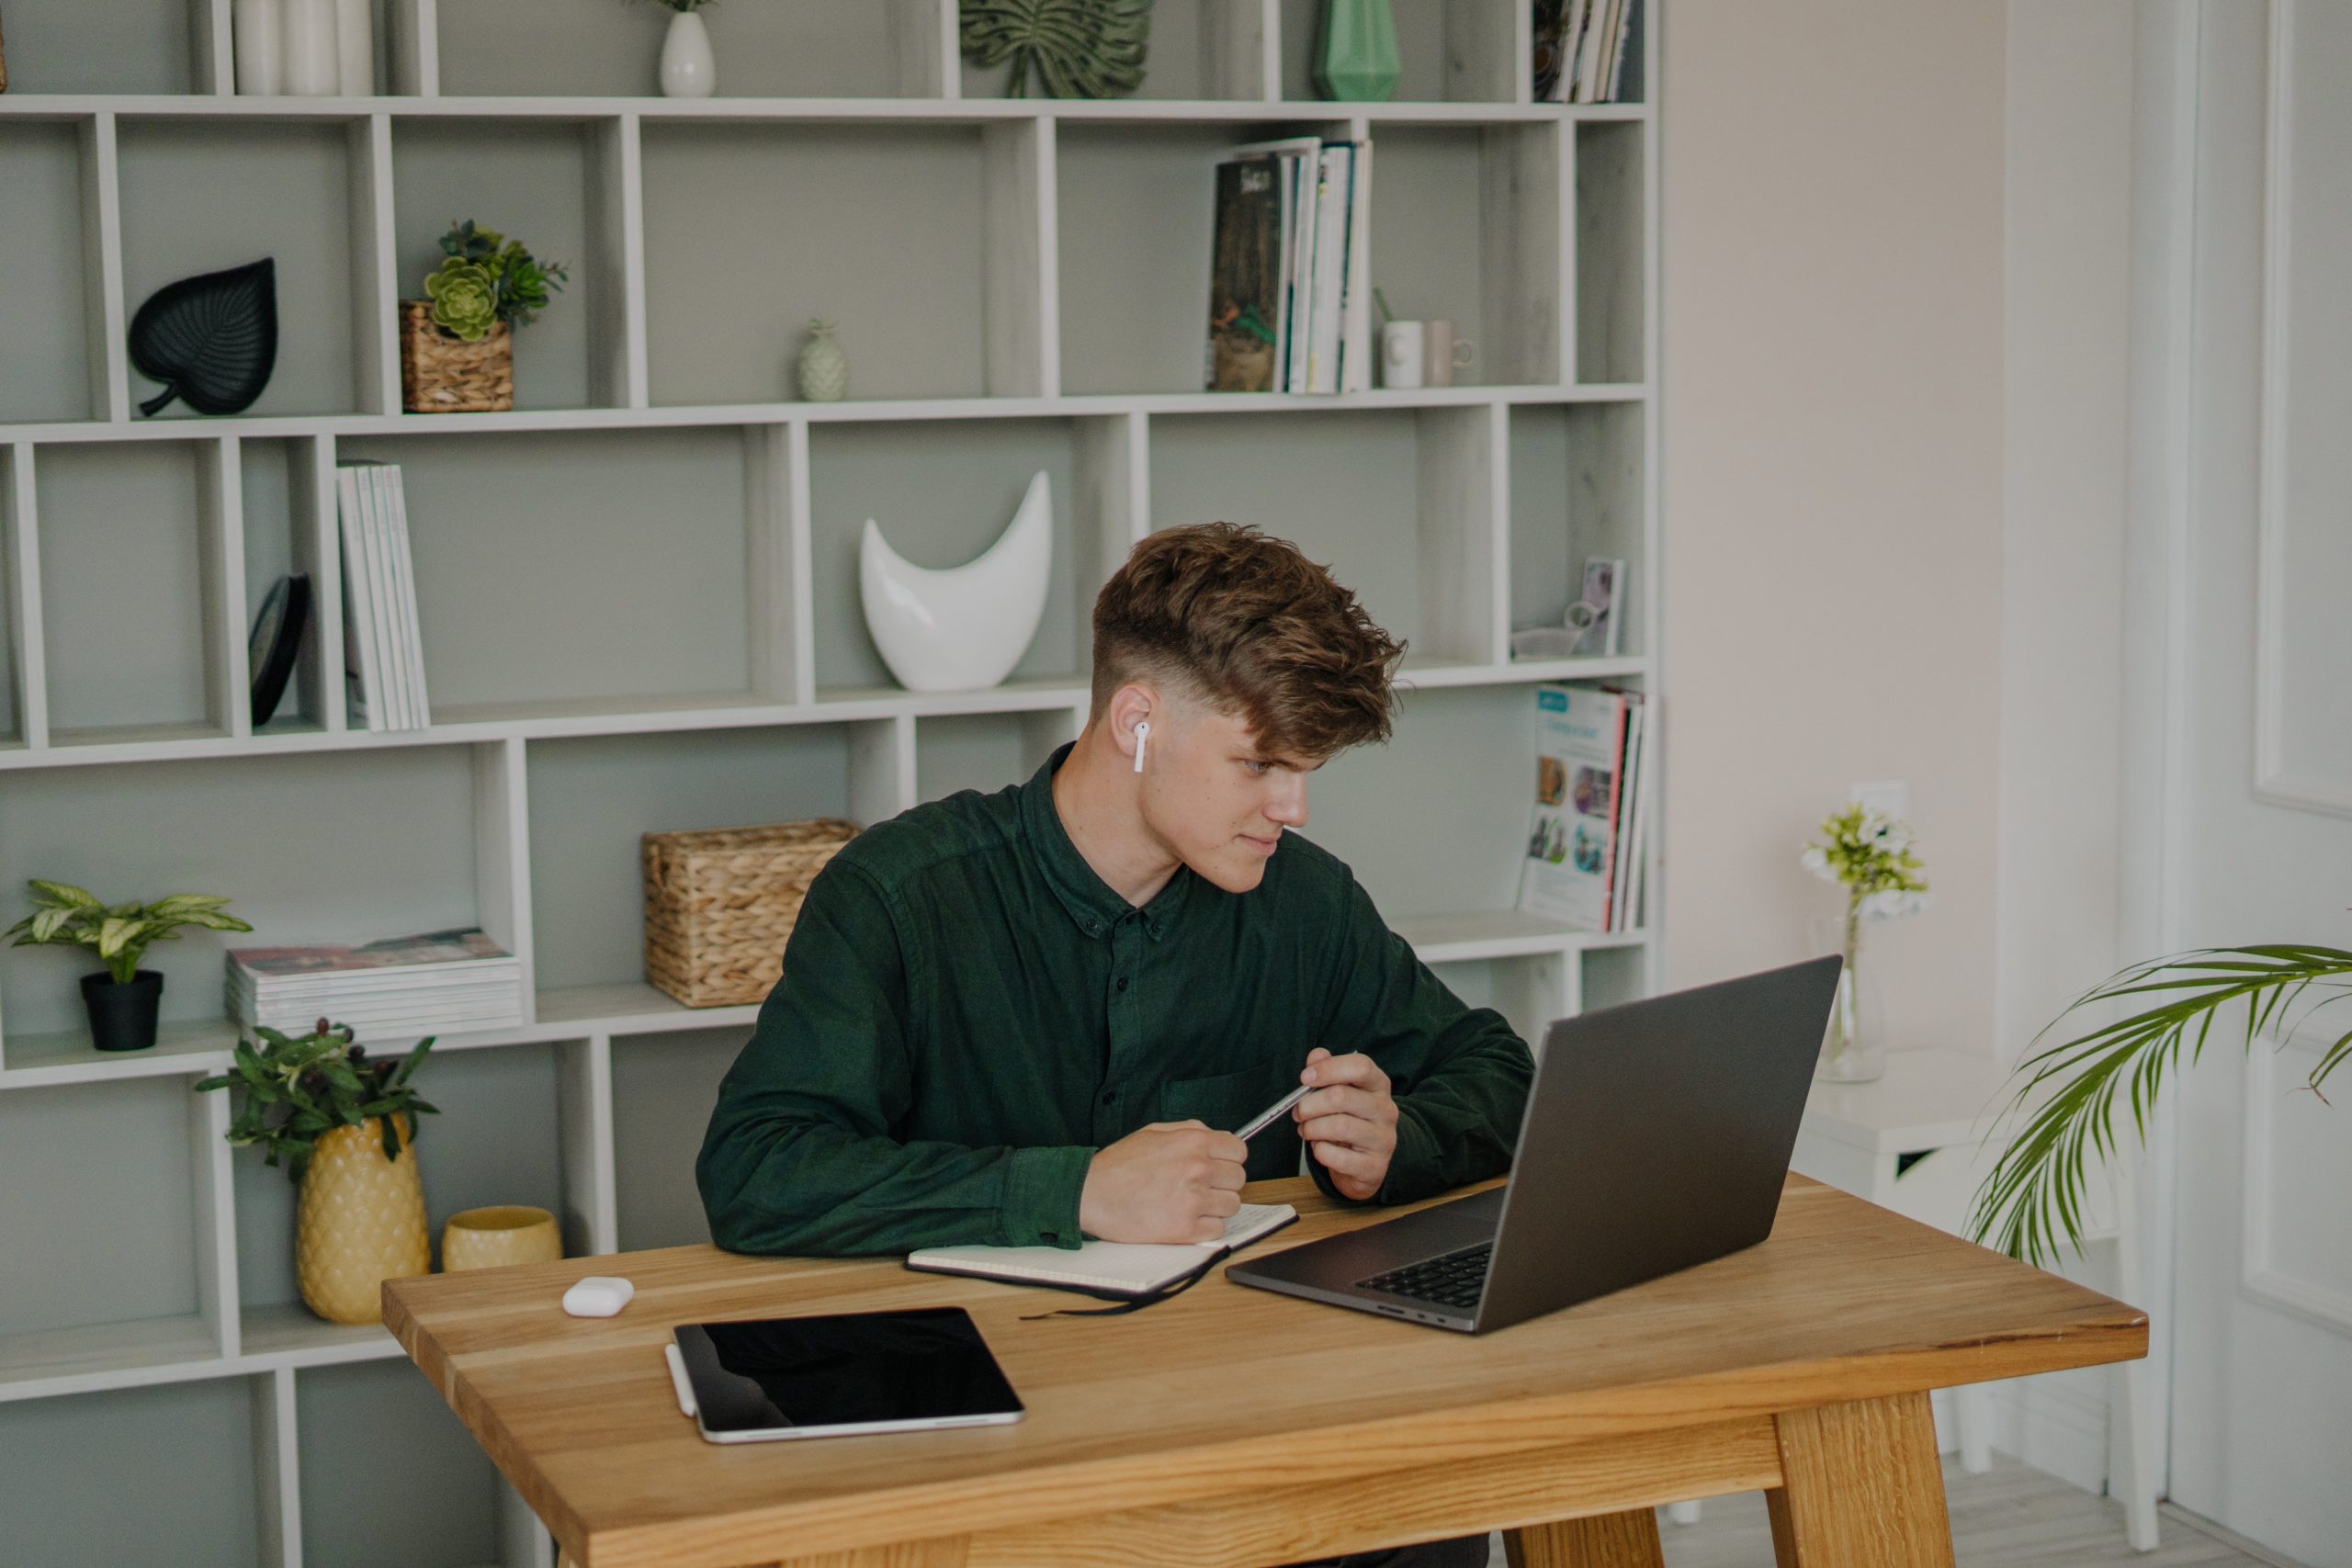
[1359, 1242, 1492, 1311]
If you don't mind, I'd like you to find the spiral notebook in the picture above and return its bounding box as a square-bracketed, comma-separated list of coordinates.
[906, 1203, 1298, 1302]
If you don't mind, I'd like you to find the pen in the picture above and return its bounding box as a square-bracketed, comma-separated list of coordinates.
[1235, 1083, 1311, 1142]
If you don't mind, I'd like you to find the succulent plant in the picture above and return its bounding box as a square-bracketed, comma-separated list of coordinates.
[422, 220, 569, 337]
[424, 258, 499, 341]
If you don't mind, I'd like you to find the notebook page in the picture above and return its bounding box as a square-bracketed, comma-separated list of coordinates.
[908, 1203, 1296, 1295]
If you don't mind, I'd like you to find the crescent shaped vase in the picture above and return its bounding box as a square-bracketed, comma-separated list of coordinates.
[860, 469, 1054, 694]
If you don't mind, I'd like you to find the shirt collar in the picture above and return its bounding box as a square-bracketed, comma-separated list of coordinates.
[1019, 743, 1190, 942]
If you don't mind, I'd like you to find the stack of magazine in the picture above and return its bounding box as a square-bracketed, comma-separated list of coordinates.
[1515, 682, 1648, 933]
[1205, 134, 1372, 395]
[227, 928, 523, 1036]
[1533, 0, 1642, 104]
[334, 460, 431, 731]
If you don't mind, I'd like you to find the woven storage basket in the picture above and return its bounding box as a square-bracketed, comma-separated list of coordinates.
[642, 820, 859, 1008]
[399, 300, 514, 413]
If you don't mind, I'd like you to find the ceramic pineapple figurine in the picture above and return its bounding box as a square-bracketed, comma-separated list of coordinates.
[295, 1114, 430, 1325]
[797, 318, 849, 402]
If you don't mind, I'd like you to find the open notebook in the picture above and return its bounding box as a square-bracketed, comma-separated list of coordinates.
[906, 1203, 1298, 1301]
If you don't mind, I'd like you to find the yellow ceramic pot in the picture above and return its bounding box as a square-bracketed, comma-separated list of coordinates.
[295, 1115, 430, 1325]
[441, 1205, 563, 1272]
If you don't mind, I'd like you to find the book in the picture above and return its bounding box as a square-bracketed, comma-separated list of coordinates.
[1608, 693, 1648, 931]
[380, 465, 432, 727]
[907, 1202, 1298, 1300]
[363, 464, 406, 728]
[1206, 152, 1286, 392]
[1516, 683, 1633, 931]
[1304, 143, 1351, 395]
[1338, 134, 1374, 392]
[228, 927, 522, 1034]
[334, 467, 385, 732]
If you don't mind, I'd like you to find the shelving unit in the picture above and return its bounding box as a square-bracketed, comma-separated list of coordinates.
[0, 2, 1657, 1565]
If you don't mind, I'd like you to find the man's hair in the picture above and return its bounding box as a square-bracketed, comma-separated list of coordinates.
[1091, 523, 1405, 759]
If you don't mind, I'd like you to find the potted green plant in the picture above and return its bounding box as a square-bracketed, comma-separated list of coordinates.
[197, 1021, 440, 1325]
[5, 881, 254, 1052]
[1971, 942, 2350, 1267]
[400, 220, 568, 413]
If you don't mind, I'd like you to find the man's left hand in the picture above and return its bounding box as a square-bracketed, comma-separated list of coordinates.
[1293, 1047, 1398, 1201]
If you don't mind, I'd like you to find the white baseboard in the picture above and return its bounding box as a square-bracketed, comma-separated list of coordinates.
[1984, 1371, 2113, 1495]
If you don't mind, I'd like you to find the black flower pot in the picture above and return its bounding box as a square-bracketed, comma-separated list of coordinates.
[82, 970, 164, 1053]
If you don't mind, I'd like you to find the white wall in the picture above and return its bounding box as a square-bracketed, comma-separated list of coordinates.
[1660, 0, 2144, 1497]
[1658, 1, 2007, 1054]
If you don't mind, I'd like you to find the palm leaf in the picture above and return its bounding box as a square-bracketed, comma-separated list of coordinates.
[1972, 944, 2352, 1267]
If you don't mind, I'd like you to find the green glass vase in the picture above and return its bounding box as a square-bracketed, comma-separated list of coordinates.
[1315, 0, 1400, 102]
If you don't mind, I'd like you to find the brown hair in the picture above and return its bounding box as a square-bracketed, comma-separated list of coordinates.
[1091, 524, 1406, 759]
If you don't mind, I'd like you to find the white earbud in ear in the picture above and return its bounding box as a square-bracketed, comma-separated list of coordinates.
[1133, 720, 1149, 773]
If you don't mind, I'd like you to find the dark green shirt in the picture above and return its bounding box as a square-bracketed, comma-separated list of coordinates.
[696, 747, 1532, 1256]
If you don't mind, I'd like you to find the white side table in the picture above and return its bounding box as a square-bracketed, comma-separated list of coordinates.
[1782, 1048, 2157, 1551]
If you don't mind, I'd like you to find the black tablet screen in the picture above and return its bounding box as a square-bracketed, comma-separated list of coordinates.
[675, 1306, 1023, 1434]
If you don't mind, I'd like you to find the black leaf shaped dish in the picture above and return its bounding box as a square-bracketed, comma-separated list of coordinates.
[129, 257, 279, 417]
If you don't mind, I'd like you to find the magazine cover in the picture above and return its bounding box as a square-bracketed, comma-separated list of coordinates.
[1206, 152, 1283, 392]
[230, 927, 513, 977]
[1516, 683, 1629, 931]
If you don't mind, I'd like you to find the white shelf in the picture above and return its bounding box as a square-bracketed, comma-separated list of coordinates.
[0, 6, 1657, 1562]
[0, 659, 1652, 773]
[1394, 910, 1646, 964]
[0, 911, 1645, 1095]
[0, 383, 1650, 446]
[0, 94, 1645, 127]
[0, 1315, 221, 1403]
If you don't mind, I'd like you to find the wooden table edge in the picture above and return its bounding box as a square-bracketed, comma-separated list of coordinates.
[511, 1313, 2146, 1567]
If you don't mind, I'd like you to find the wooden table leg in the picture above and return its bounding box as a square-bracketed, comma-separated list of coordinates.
[1765, 1392, 1955, 1567]
[1504, 1509, 1667, 1568]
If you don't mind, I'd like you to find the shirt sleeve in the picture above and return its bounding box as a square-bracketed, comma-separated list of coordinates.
[1308, 872, 1534, 1208]
[695, 859, 1095, 1257]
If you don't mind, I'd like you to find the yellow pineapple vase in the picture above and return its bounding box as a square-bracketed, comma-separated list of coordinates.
[296, 1115, 431, 1325]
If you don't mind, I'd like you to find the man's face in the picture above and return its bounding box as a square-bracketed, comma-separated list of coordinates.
[1139, 700, 1321, 894]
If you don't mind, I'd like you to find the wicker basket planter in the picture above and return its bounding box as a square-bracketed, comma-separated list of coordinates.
[642, 819, 860, 1008]
[399, 299, 514, 413]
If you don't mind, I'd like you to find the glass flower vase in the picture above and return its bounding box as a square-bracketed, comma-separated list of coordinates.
[1811, 910, 1884, 1083]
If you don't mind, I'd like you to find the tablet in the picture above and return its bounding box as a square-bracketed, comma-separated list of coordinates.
[665, 1306, 1025, 1444]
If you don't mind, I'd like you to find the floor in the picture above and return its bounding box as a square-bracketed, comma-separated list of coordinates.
[1468, 1455, 2305, 1567]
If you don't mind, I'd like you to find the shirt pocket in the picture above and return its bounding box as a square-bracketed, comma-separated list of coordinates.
[1159, 1066, 1299, 1183]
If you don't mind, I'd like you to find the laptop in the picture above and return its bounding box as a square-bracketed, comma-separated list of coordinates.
[1226, 955, 1843, 1334]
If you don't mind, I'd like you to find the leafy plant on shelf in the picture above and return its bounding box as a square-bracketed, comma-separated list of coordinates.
[1971, 942, 2351, 1269]
[195, 1020, 439, 1182]
[423, 220, 568, 343]
[5, 881, 252, 985]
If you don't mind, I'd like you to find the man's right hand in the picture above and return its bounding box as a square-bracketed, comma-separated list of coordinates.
[1078, 1121, 1249, 1244]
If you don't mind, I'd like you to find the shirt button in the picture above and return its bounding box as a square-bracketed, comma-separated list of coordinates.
[1115, 976, 1129, 992]
[1101, 1089, 1114, 1105]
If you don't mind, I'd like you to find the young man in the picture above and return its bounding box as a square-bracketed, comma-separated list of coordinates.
[698, 524, 1531, 1568]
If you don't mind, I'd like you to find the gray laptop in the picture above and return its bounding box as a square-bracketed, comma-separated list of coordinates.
[1227, 955, 1843, 1334]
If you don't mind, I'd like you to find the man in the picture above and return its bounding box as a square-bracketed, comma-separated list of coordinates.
[699, 523, 1532, 1568]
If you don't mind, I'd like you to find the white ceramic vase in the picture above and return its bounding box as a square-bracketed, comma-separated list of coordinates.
[232, 0, 283, 94]
[278, 0, 339, 96]
[661, 11, 717, 98]
[861, 471, 1053, 694]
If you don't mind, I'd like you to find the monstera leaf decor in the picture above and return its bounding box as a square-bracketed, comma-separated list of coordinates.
[129, 258, 279, 417]
[961, 0, 1151, 98]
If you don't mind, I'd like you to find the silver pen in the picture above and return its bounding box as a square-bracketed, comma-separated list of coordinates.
[1235, 1083, 1311, 1142]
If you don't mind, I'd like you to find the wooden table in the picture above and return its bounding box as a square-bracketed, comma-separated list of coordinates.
[384, 1173, 2146, 1568]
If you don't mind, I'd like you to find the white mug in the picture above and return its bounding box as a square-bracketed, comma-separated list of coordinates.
[1423, 321, 1478, 389]
[1381, 321, 1426, 389]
